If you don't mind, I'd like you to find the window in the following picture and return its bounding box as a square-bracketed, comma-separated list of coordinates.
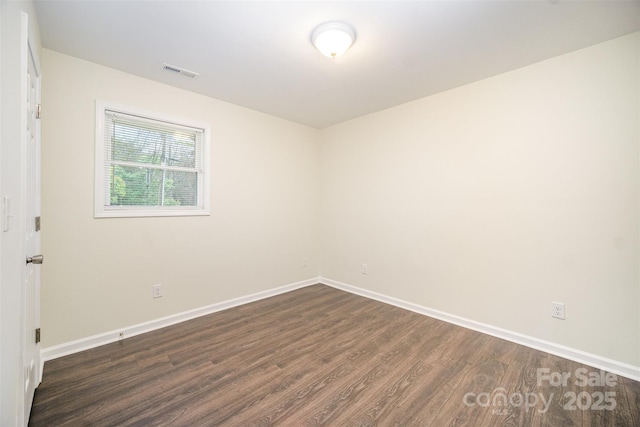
[95, 101, 210, 217]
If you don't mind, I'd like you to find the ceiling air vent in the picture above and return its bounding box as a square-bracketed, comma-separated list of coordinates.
[162, 63, 199, 79]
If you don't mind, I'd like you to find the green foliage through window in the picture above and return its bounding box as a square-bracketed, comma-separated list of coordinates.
[103, 110, 203, 209]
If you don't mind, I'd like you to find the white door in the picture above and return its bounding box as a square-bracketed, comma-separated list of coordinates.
[23, 38, 42, 425]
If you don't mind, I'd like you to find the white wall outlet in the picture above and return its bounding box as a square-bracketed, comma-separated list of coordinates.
[152, 284, 163, 299]
[551, 302, 565, 319]
[303, 257, 308, 268]
[361, 263, 368, 275]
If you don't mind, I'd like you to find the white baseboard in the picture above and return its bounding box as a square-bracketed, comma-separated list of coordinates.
[41, 275, 640, 383]
[41, 277, 320, 362]
[319, 277, 640, 382]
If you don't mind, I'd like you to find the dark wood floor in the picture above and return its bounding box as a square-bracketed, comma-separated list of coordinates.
[30, 284, 640, 426]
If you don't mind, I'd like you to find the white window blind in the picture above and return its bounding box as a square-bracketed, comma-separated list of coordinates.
[95, 102, 210, 217]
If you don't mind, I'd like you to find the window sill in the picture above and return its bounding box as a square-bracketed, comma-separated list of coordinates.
[94, 207, 210, 219]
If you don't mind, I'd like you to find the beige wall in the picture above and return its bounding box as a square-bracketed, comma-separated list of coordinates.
[320, 33, 640, 366]
[41, 50, 320, 347]
[42, 32, 639, 368]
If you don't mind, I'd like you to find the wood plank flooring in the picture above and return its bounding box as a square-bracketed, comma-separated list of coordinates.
[29, 284, 640, 426]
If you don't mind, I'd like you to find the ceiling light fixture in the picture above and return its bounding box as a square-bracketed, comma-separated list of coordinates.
[311, 22, 356, 58]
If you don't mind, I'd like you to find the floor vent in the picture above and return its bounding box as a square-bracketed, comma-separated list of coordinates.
[162, 63, 199, 79]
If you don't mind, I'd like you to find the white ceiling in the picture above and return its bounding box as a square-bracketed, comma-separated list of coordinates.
[34, 0, 640, 129]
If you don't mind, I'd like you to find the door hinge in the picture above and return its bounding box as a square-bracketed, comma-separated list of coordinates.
[36, 104, 42, 119]
[35, 216, 41, 232]
[35, 328, 41, 344]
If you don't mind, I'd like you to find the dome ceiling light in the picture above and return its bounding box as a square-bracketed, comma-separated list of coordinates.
[311, 22, 356, 58]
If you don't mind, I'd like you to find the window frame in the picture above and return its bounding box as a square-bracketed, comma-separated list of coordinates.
[94, 100, 211, 218]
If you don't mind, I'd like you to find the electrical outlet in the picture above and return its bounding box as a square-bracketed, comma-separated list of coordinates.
[152, 284, 163, 299]
[551, 302, 565, 319]
[303, 257, 308, 268]
[361, 263, 368, 275]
